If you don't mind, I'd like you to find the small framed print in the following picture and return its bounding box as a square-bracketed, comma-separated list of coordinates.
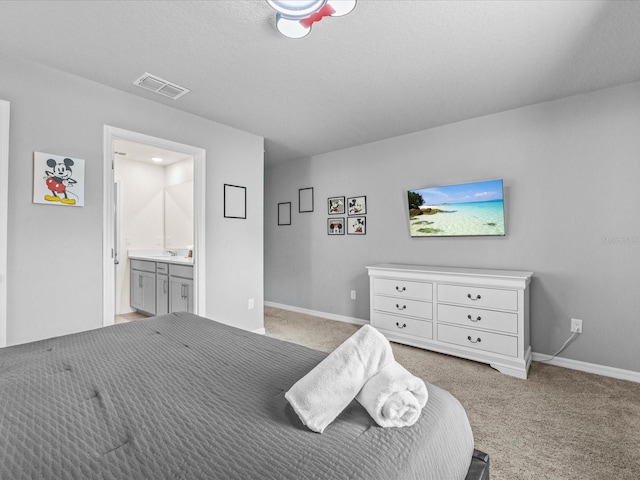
[327, 218, 345, 235]
[347, 216, 366, 235]
[347, 196, 366, 215]
[224, 184, 247, 219]
[299, 187, 314, 213]
[328, 196, 345, 215]
[278, 202, 291, 225]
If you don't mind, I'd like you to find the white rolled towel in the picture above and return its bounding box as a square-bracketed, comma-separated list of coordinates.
[285, 325, 394, 433]
[356, 361, 428, 428]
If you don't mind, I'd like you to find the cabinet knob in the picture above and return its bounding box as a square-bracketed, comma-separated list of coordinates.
[467, 314, 482, 322]
[395, 304, 407, 310]
[395, 322, 407, 329]
[467, 293, 482, 301]
[467, 336, 482, 344]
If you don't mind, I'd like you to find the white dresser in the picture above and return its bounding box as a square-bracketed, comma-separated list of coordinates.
[367, 264, 533, 379]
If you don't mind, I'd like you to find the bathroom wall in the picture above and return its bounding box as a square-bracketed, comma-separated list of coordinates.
[164, 158, 194, 250]
[114, 158, 164, 314]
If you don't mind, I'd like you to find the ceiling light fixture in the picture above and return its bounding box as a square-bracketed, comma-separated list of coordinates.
[151, 157, 163, 163]
[266, 0, 356, 39]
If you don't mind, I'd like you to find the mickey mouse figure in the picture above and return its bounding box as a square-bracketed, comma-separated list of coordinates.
[44, 157, 77, 205]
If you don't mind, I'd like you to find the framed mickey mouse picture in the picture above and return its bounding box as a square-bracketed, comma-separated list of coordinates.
[33, 152, 86, 207]
[327, 217, 345, 235]
[347, 216, 366, 235]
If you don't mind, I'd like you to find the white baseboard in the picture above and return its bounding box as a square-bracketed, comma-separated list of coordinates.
[252, 327, 266, 335]
[266, 301, 639, 384]
[264, 301, 367, 326]
[531, 353, 640, 383]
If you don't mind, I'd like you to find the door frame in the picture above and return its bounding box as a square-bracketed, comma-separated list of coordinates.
[0, 100, 9, 347]
[102, 126, 206, 325]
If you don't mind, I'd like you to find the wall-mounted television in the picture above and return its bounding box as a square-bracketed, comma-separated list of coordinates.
[407, 179, 505, 237]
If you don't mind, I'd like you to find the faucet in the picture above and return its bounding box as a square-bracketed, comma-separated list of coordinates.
[166, 250, 177, 256]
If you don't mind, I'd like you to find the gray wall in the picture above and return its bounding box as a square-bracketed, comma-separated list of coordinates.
[2, 53, 264, 344]
[265, 81, 640, 373]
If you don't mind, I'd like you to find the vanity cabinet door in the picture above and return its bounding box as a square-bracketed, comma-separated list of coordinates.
[131, 270, 156, 315]
[169, 277, 194, 313]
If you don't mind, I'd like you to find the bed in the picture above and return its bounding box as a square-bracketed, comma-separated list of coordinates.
[0, 312, 489, 480]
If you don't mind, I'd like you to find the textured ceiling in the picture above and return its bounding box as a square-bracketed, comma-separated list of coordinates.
[1, 1, 640, 165]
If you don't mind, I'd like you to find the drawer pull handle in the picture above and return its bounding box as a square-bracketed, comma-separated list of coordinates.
[467, 314, 482, 322]
[396, 322, 407, 329]
[467, 294, 482, 301]
[467, 336, 482, 344]
[395, 286, 406, 292]
[395, 304, 407, 310]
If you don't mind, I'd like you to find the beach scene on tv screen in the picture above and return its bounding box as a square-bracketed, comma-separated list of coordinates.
[408, 179, 505, 237]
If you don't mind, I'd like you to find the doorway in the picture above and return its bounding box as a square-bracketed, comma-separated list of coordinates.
[103, 126, 206, 326]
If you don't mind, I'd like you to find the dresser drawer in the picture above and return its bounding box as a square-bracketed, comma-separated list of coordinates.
[373, 295, 432, 320]
[373, 278, 432, 301]
[438, 324, 517, 357]
[438, 284, 517, 311]
[438, 304, 518, 334]
[371, 312, 433, 339]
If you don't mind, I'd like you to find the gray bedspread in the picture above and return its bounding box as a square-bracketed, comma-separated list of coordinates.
[0, 312, 474, 480]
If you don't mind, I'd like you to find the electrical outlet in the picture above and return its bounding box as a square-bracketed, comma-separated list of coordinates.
[248, 298, 254, 310]
[350, 290, 356, 300]
[570, 318, 583, 334]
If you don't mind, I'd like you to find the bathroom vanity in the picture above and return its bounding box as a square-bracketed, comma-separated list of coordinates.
[129, 251, 194, 316]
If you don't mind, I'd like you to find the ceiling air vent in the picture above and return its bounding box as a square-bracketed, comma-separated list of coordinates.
[133, 72, 190, 100]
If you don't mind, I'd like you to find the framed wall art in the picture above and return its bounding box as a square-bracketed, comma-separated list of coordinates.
[299, 187, 314, 213]
[328, 196, 345, 215]
[224, 184, 247, 219]
[347, 216, 366, 235]
[327, 218, 345, 235]
[33, 152, 85, 207]
[347, 196, 366, 215]
[278, 202, 291, 225]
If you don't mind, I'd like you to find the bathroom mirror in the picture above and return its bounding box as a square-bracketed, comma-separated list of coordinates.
[164, 180, 193, 249]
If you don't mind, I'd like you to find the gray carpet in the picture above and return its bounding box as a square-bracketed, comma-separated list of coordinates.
[265, 306, 640, 480]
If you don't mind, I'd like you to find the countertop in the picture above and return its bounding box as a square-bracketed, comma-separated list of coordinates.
[128, 249, 194, 266]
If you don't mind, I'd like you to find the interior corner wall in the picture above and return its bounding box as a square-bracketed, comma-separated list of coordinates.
[265, 81, 640, 373]
[2, 53, 264, 345]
